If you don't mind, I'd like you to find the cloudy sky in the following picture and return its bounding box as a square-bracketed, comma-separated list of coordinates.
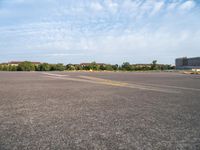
[0, 0, 200, 64]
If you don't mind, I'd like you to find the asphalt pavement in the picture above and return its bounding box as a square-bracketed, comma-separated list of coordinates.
[0, 71, 200, 150]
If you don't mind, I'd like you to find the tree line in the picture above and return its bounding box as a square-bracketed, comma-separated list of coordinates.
[0, 62, 65, 71]
[0, 61, 174, 71]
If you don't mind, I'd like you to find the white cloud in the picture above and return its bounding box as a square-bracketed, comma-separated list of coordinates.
[54, 27, 195, 64]
[179, 0, 196, 11]
[0, 0, 200, 64]
[151, 1, 164, 15]
[90, 2, 103, 11]
[167, 2, 178, 10]
[105, 0, 118, 13]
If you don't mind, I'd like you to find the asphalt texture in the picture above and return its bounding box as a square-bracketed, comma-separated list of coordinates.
[0, 71, 200, 150]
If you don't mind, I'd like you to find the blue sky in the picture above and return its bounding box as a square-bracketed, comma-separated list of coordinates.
[0, 0, 200, 64]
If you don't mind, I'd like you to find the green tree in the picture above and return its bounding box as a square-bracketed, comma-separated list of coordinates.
[75, 65, 83, 70]
[17, 61, 35, 71]
[39, 63, 50, 71]
[8, 65, 12, 71]
[50, 64, 57, 71]
[105, 65, 114, 71]
[90, 62, 98, 70]
[99, 65, 106, 70]
[12, 66, 17, 71]
[3, 65, 9, 71]
[9, 65, 17, 71]
[55, 63, 65, 71]
[112, 64, 119, 71]
[121, 62, 132, 71]
[151, 60, 157, 70]
[82, 65, 90, 70]
[66, 64, 76, 70]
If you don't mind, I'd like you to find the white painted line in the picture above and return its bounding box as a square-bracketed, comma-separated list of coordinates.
[41, 72, 69, 77]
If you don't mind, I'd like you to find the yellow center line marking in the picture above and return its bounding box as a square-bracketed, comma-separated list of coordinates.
[79, 75, 129, 86]
[79, 75, 200, 92]
[42, 73, 179, 94]
[129, 82, 200, 92]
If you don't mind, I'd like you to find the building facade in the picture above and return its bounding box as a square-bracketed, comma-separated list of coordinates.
[8, 61, 41, 66]
[175, 57, 200, 69]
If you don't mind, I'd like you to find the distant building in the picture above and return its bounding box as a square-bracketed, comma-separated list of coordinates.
[175, 57, 200, 69]
[9, 61, 41, 66]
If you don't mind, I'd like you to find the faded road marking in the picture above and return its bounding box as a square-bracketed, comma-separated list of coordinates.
[42, 73, 179, 94]
[79, 75, 200, 92]
[129, 82, 200, 92]
[41, 72, 69, 77]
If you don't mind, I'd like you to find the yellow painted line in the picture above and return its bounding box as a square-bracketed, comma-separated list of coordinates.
[42, 74, 179, 94]
[79, 75, 128, 86]
[79, 75, 112, 82]
[129, 82, 200, 92]
[78, 75, 179, 93]
[79, 75, 200, 92]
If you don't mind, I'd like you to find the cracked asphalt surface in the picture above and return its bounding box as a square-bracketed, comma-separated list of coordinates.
[0, 71, 200, 150]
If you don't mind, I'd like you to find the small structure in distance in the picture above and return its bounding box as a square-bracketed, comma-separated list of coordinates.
[175, 57, 200, 71]
[8, 61, 41, 66]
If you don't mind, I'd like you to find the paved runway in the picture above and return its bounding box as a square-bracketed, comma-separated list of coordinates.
[0, 71, 200, 149]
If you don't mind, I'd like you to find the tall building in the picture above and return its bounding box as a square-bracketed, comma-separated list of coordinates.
[175, 57, 200, 69]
